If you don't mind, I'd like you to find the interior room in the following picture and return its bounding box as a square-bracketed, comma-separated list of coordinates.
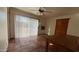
[0, 7, 79, 52]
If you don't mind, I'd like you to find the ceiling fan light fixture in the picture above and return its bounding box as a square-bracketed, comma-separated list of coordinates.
[40, 12, 43, 15]
[39, 7, 46, 12]
[38, 7, 45, 15]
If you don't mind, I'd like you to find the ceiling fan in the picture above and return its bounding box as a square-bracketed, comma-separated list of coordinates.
[30, 7, 53, 16]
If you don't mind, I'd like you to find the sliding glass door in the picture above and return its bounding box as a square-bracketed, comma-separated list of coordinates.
[29, 18, 39, 36]
[15, 15, 39, 38]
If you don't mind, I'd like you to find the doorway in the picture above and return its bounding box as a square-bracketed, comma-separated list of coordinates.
[55, 18, 70, 37]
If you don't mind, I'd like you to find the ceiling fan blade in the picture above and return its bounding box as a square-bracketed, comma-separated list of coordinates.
[44, 10, 54, 13]
[28, 9, 39, 11]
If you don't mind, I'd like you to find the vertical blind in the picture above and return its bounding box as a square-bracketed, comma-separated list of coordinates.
[15, 15, 39, 38]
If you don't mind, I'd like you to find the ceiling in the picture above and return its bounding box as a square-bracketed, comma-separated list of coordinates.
[16, 7, 40, 15]
[16, 7, 79, 17]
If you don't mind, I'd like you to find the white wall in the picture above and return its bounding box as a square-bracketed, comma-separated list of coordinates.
[0, 8, 8, 51]
[38, 17, 47, 35]
[47, 13, 79, 37]
[9, 13, 15, 39]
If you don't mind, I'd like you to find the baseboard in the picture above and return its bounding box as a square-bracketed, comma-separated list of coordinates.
[67, 35, 79, 38]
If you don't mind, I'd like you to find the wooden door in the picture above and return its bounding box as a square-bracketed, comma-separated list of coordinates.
[55, 18, 69, 37]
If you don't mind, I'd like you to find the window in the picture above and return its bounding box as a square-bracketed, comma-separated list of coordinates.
[15, 15, 39, 38]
